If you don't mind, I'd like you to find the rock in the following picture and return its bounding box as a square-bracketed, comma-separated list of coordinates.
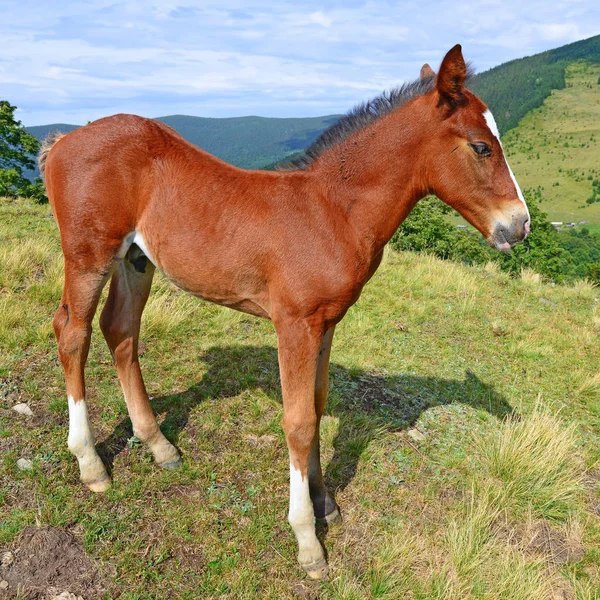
[1, 551, 13, 567]
[407, 428, 426, 442]
[0, 580, 8, 590]
[12, 403, 33, 417]
[16, 458, 33, 471]
[539, 297, 558, 307]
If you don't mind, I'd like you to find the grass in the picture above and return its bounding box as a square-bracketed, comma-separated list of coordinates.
[1, 196, 600, 598]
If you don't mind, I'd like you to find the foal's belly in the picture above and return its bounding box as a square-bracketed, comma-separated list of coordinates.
[133, 230, 272, 319]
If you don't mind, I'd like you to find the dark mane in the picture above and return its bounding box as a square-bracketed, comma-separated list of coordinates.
[279, 67, 473, 171]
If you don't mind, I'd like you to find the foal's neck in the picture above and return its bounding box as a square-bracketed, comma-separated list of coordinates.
[312, 99, 429, 258]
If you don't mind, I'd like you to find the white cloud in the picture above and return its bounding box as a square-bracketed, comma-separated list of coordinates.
[309, 11, 332, 28]
[536, 23, 582, 41]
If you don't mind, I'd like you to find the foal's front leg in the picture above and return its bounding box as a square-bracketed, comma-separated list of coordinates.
[276, 318, 329, 579]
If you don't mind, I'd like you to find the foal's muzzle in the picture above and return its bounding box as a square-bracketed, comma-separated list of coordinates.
[489, 214, 530, 252]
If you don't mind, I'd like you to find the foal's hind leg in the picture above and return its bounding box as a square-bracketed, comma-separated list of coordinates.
[53, 266, 111, 492]
[99, 256, 181, 468]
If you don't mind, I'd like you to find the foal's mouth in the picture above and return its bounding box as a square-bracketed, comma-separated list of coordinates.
[488, 223, 526, 253]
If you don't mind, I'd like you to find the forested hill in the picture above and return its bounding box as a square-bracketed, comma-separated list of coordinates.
[470, 34, 600, 135]
[26, 34, 600, 171]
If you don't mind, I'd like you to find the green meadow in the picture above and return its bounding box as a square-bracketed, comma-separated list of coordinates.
[2, 197, 600, 598]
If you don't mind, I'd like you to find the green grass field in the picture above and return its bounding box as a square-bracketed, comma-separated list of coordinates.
[2, 196, 600, 599]
[504, 61, 600, 225]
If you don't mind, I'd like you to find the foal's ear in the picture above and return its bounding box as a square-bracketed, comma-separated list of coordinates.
[420, 64, 435, 80]
[436, 44, 466, 105]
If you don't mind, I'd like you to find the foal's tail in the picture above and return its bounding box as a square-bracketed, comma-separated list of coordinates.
[38, 131, 67, 180]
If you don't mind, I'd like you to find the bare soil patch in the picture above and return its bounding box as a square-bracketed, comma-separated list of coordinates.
[0, 527, 110, 600]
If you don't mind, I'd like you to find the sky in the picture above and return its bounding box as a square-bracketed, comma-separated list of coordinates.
[1, 1, 598, 126]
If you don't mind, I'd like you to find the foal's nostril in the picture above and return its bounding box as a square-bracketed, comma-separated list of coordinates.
[523, 218, 531, 235]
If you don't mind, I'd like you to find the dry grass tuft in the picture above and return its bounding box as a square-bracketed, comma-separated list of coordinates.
[483, 261, 501, 275]
[444, 492, 497, 581]
[0, 293, 26, 345]
[491, 320, 509, 337]
[570, 278, 597, 292]
[474, 408, 584, 520]
[520, 268, 542, 286]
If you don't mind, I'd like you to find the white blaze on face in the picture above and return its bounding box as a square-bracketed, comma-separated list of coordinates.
[482, 109, 530, 225]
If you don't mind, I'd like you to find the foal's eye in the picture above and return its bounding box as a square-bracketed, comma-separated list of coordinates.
[469, 142, 492, 157]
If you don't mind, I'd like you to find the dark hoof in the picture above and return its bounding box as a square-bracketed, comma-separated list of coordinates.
[159, 456, 183, 470]
[316, 505, 341, 526]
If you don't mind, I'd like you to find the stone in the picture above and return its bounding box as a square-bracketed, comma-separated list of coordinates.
[16, 458, 33, 471]
[407, 428, 426, 442]
[1, 551, 14, 567]
[12, 403, 33, 417]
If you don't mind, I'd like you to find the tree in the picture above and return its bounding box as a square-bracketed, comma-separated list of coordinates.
[0, 100, 46, 202]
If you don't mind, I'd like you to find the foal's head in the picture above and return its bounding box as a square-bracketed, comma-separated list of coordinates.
[421, 45, 530, 250]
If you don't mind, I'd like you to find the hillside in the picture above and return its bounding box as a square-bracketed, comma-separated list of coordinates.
[2, 196, 600, 597]
[503, 61, 600, 225]
[470, 33, 600, 135]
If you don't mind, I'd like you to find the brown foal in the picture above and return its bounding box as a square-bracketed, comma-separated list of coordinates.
[41, 45, 529, 578]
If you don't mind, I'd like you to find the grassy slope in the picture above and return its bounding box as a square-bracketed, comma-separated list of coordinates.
[2, 197, 600, 598]
[503, 62, 600, 225]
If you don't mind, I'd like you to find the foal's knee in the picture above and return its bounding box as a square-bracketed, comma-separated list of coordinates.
[56, 319, 91, 365]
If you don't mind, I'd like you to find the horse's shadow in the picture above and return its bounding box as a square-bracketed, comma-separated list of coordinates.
[97, 344, 513, 493]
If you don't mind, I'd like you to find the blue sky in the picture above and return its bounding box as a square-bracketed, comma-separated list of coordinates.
[1, 1, 598, 126]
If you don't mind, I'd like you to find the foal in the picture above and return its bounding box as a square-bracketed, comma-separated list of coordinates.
[41, 45, 529, 578]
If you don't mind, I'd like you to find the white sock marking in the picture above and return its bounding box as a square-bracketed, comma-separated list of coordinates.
[482, 109, 530, 223]
[289, 464, 314, 529]
[67, 396, 105, 481]
[68, 396, 94, 456]
[289, 463, 323, 566]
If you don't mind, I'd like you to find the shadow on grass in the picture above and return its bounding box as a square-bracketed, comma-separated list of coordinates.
[99, 344, 513, 491]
